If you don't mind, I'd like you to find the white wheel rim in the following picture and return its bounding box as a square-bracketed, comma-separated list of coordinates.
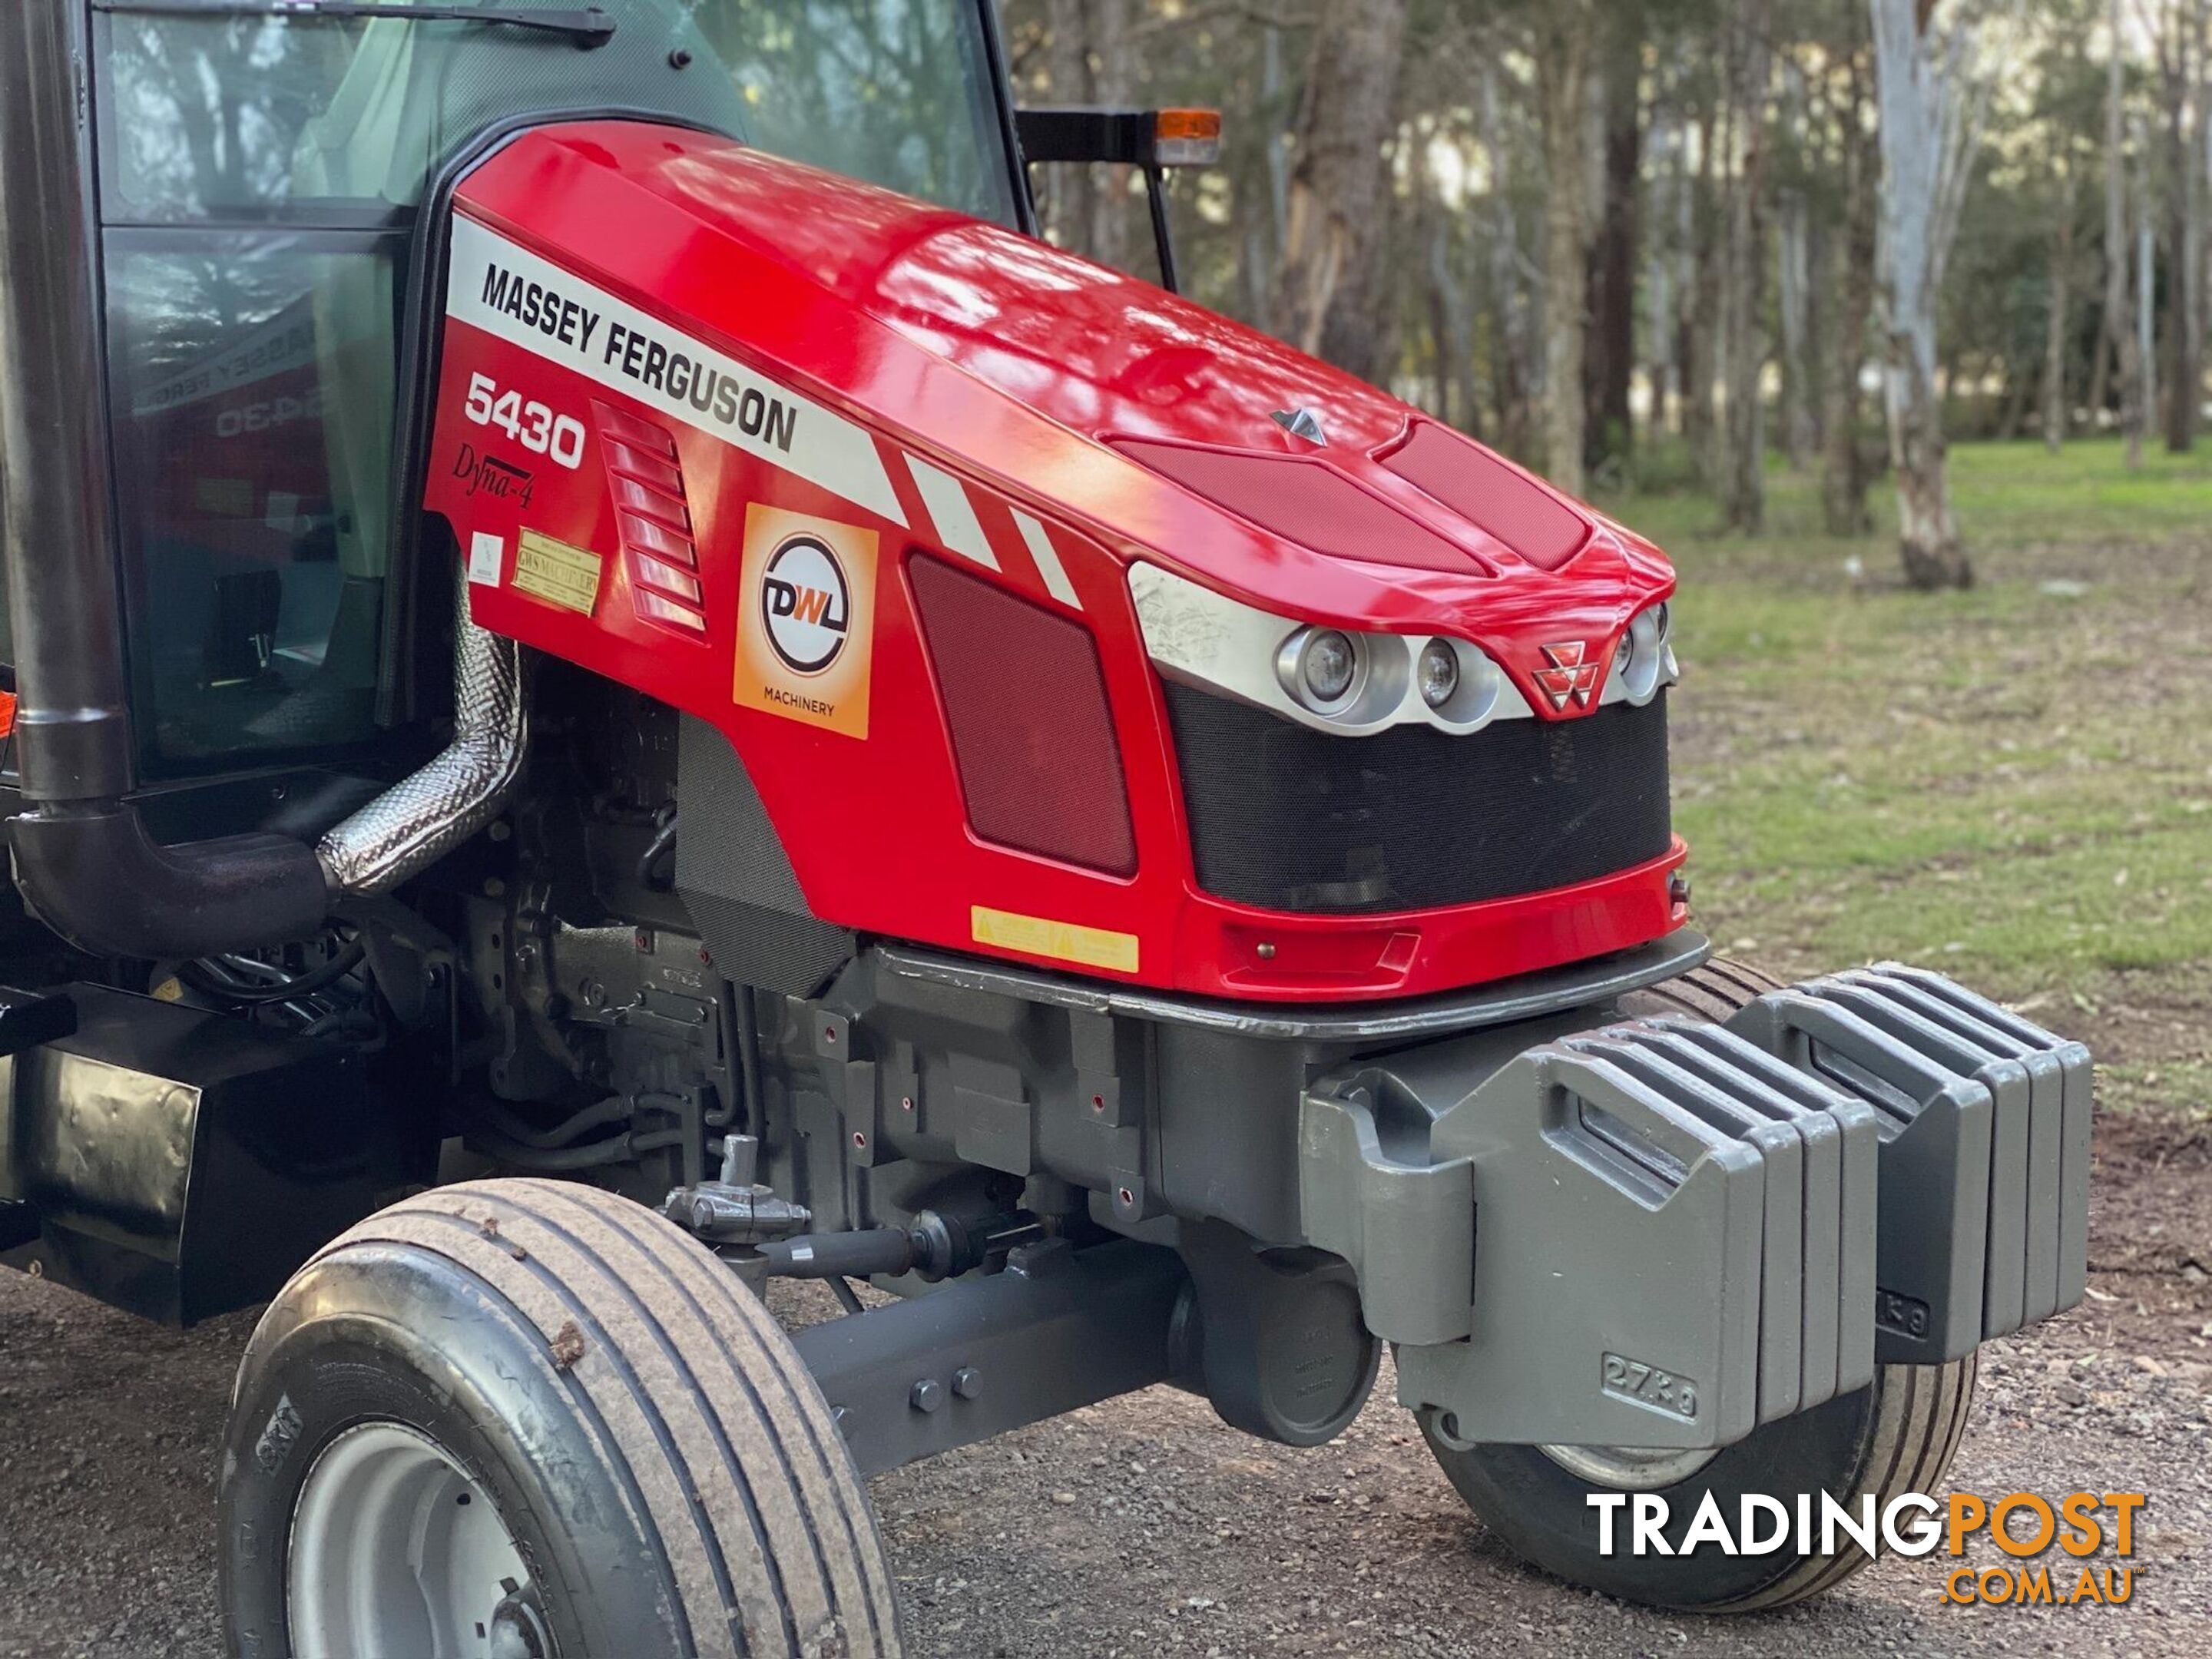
[287, 1421, 543, 1659]
[1538, 1441, 1719, 1492]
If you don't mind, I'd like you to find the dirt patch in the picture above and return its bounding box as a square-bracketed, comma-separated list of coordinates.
[548, 1316, 588, 1369]
[2075, 1110, 2212, 1372]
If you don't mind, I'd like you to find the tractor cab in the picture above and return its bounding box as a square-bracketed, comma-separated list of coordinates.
[25, 1, 1024, 785]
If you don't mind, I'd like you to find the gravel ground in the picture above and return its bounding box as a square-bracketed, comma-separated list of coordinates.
[2, 1107, 2208, 1658]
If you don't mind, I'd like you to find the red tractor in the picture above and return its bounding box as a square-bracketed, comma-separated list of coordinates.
[0, 4, 2091, 1652]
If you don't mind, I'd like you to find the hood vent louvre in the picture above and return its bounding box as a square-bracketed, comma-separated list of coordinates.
[1378, 422, 1589, 570]
[594, 402, 707, 634]
[1111, 438, 1484, 574]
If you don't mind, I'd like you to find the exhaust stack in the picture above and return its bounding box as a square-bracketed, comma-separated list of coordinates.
[316, 574, 526, 896]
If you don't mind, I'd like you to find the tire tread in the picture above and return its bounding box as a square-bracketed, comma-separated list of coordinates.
[1617, 955, 1786, 1024]
[318, 1179, 900, 1657]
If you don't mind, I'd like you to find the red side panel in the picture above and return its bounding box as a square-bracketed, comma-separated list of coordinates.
[909, 556, 1137, 876]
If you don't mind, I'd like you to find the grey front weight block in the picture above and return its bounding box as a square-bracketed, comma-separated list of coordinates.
[1726, 965, 2092, 1364]
[1306, 1018, 1882, 1450]
[1300, 965, 2090, 1451]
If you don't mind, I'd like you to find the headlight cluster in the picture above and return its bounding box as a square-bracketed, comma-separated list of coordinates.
[1270, 624, 1507, 731]
[1128, 562, 1676, 738]
[1612, 601, 1674, 705]
[1417, 637, 1459, 709]
[1281, 627, 1359, 711]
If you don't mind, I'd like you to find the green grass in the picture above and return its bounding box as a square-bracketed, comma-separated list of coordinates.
[1611, 432, 2212, 554]
[1591, 436, 2212, 1040]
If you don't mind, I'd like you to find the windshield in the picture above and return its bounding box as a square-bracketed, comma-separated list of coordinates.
[99, 0, 1022, 226]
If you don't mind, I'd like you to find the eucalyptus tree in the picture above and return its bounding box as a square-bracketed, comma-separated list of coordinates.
[1869, 0, 1988, 589]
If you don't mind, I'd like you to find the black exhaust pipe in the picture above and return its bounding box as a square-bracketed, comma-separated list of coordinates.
[0, 0, 328, 959]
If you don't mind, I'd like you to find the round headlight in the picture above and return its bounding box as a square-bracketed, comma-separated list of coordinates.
[1287, 628, 1358, 709]
[1417, 639, 1460, 709]
[1616, 602, 1671, 703]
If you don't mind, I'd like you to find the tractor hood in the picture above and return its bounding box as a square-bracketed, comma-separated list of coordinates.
[452, 124, 1673, 707]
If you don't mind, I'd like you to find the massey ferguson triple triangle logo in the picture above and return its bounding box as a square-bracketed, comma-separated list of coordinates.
[1534, 641, 1602, 711]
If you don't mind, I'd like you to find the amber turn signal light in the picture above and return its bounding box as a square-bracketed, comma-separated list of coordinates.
[1152, 108, 1223, 167]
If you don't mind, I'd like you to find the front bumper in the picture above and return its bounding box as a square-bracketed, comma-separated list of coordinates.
[1300, 965, 2091, 1450]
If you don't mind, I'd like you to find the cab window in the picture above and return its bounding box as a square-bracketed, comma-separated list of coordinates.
[98, 2, 1018, 224]
[102, 233, 399, 765]
[92, 1, 1017, 773]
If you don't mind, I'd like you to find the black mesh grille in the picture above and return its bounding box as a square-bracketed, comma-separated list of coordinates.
[1164, 684, 1673, 916]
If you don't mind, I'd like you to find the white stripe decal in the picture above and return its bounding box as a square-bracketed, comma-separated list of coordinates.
[906, 457, 1000, 570]
[445, 216, 906, 527]
[1012, 510, 1081, 610]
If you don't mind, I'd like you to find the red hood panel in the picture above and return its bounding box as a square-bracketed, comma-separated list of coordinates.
[452, 124, 1673, 710]
[436, 121, 1690, 1002]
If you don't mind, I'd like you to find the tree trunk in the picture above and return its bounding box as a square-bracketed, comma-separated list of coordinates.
[1534, 1, 1597, 495]
[2187, 21, 2206, 448]
[1319, 140, 1405, 382]
[1889, 326, 1965, 589]
[2201, 32, 2212, 455]
[1779, 188, 1816, 470]
[2160, 15, 2203, 452]
[1042, 0, 1135, 273]
[1232, 22, 1293, 323]
[1822, 40, 1879, 535]
[1869, 0, 1982, 590]
[2108, 0, 2145, 474]
[1685, 109, 1724, 482]
[1427, 217, 1481, 435]
[1478, 57, 1535, 456]
[1719, 0, 1774, 533]
[1268, 0, 1410, 372]
[2045, 167, 2074, 452]
[1585, 9, 1642, 473]
[1041, 0, 1097, 249]
[2087, 316, 2111, 419]
[1644, 103, 1686, 434]
[1995, 359, 2033, 442]
[2139, 154, 2158, 447]
[1777, 55, 1818, 471]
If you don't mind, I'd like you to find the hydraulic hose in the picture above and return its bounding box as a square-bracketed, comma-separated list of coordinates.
[466, 1127, 685, 1171]
[177, 939, 367, 1006]
[482, 1095, 634, 1151]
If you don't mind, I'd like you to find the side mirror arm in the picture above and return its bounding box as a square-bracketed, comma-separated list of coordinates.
[1015, 108, 1222, 294]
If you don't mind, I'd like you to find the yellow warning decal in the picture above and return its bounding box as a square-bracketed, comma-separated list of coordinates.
[971, 906, 1139, 974]
[512, 528, 603, 615]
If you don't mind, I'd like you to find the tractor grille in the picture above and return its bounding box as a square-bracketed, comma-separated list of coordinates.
[1164, 684, 1672, 916]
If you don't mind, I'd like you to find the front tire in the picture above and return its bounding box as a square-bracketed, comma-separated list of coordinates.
[1419, 958, 1978, 1611]
[220, 1178, 902, 1658]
